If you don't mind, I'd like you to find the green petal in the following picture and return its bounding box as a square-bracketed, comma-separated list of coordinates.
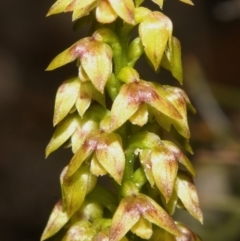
[161, 37, 183, 84]
[127, 37, 144, 67]
[175, 172, 203, 223]
[53, 77, 80, 126]
[40, 200, 69, 241]
[171, 37, 183, 84]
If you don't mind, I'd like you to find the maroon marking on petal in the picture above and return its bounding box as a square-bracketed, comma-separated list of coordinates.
[85, 138, 98, 150]
[70, 44, 86, 58]
[127, 82, 160, 105]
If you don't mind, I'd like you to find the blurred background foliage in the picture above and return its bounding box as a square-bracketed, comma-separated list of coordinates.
[0, 0, 240, 240]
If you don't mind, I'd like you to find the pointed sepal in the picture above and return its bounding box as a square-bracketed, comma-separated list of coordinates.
[161, 37, 183, 84]
[46, 38, 89, 70]
[46, 0, 73, 16]
[175, 172, 203, 223]
[41, 200, 69, 241]
[46, 114, 78, 157]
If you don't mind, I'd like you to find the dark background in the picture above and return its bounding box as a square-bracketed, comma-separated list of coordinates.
[1, 1, 240, 240]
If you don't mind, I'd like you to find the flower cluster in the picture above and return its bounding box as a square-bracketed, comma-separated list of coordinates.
[41, 0, 202, 241]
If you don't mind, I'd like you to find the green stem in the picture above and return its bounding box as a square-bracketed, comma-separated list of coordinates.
[122, 148, 136, 183]
[118, 24, 134, 71]
[106, 23, 135, 101]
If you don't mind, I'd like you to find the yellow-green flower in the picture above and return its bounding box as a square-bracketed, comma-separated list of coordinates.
[67, 131, 125, 184]
[46, 105, 107, 156]
[128, 132, 196, 201]
[47, 37, 112, 93]
[101, 79, 182, 133]
[47, 0, 135, 24]
[109, 193, 181, 241]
